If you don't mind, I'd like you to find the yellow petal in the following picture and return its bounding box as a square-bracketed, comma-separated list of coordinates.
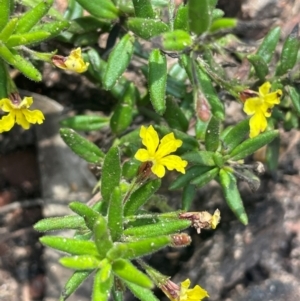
[22, 109, 45, 124]
[159, 155, 187, 174]
[264, 90, 282, 106]
[134, 148, 151, 162]
[155, 134, 183, 159]
[151, 163, 165, 178]
[211, 209, 221, 229]
[140, 125, 159, 156]
[15, 110, 30, 129]
[187, 285, 209, 300]
[0, 112, 15, 132]
[0, 98, 14, 112]
[64, 48, 89, 73]
[249, 111, 267, 138]
[19, 96, 33, 108]
[243, 97, 260, 115]
[258, 81, 271, 96]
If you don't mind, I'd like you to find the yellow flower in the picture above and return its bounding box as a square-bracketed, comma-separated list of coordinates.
[211, 209, 221, 229]
[0, 96, 44, 132]
[243, 82, 282, 138]
[52, 48, 89, 73]
[178, 279, 209, 301]
[134, 125, 188, 178]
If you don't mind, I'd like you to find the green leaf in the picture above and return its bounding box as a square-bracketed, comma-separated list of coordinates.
[68, 16, 108, 34]
[30, 20, 70, 39]
[148, 49, 167, 115]
[125, 281, 159, 301]
[163, 97, 189, 131]
[287, 85, 300, 115]
[108, 186, 123, 241]
[112, 259, 153, 288]
[6, 31, 51, 47]
[188, 0, 211, 34]
[0, 18, 18, 42]
[60, 270, 93, 301]
[101, 146, 121, 204]
[132, 0, 155, 18]
[210, 18, 237, 32]
[124, 179, 161, 216]
[191, 167, 219, 188]
[103, 33, 134, 90]
[205, 116, 220, 151]
[247, 54, 269, 81]
[182, 150, 216, 166]
[219, 168, 248, 225]
[174, 4, 188, 31]
[0, 0, 11, 31]
[76, 0, 119, 19]
[40, 236, 99, 256]
[92, 268, 113, 301]
[60, 128, 105, 163]
[94, 216, 113, 258]
[15, 0, 54, 34]
[161, 30, 192, 51]
[182, 184, 195, 211]
[123, 219, 191, 238]
[126, 18, 169, 40]
[276, 24, 300, 76]
[0, 59, 8, 98]
[108, 236, 171, 260]
[110, 83, 135, 134]
[169, 165, 212, 190]
[222, 118, 250, 153]
[60, 255, 100, 270]
[266, 136, 280, 172]
[229, 130, 279, 161]
[69, 201, 100, 231]
[60, 115, 110, 131]
[34, 215, 86, 232]
[256, 26, 281, 64]
[64, 0, 84, 20]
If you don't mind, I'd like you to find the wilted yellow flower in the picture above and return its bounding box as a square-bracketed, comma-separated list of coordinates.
[52, 48, 89, 73]
[134, 125, 188, 178]
[0, 96, 44, 132]
[211, 209, 221, 229]
[243, 82, 282, 138]
[161, 278, 209, 301]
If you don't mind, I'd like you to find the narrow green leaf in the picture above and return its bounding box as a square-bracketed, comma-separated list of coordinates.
[60, 270, 93, 301]
[60, 255, 100, 270]
[247, 54, 269, 81]
[188, 0, 211, 34]
[125, 281, 159, 301]
[103, 33, 134, 90]
[205, 116, 220, 151]
[182, 184, 195, 211]
[60, 115, 110, 131]
[0, 0, 11, 31]
[112, 259, 153, 288]
[161, 30, 192, 51]
[94, 216, 113, 259]
[76, 0, 119, 19]
[40, 236, 99, 256]
[256, 26, 281, 64]
[229, 130, 279, 161]
[148, 49, 167, 115]
[182, 150, 216, 166]
[174, 4, 188, 31]
[132, 0, 155, 18]
[15, 0, 54, 34]
[276, 24, 300, 76]
[287, 85, 300, 115]
[30, 20, 70, 39]
[108, 186, 123, 241]
[68, 16, 108, 34]
[219, 168, 248, 225]
[266, 136, 280, 172]
[124, 179, 161, 216]
[0, 18, 18, 42]
[126, 18, 169, 40]
[60, 128, 105, 163]
[0, 59, 8, 98]
[101, 146, 121, 204]
[191, 167, 219, 188]
[64, 0, 84, 20]
[34, 215, 86, 232]
[6, 31, 51, 47]
[92, 268, 113, 301]
[210, 18, 237, 32]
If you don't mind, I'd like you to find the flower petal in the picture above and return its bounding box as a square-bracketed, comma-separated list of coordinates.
[151, 163, 165, 178]
[264, 90, 282, 106]
[64, 48, 89, 73]
[0, 98, 14, 112]
[249, 111, 267, 138]
[156, 134, 183, 159]
[243, 97, 260, 115]
[134, 148, 151, 162]
[159, 155, 187, 174]
[0, 112, 15, 132]
[140, 125, 159, 156]
[22, 109, 45, 124]
[258, 81, 271, 96]
[19, 96, 33, 109]
[15, 110, 30, 129]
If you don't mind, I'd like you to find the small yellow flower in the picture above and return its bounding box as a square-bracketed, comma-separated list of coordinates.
[52, 48, 89, 73]
[211, 209, 221, 229]
[134, 125, 188, 178]
[0, 96, 44, 132]
[178, 279, 209, 301]
[243, 82, 282, 138]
